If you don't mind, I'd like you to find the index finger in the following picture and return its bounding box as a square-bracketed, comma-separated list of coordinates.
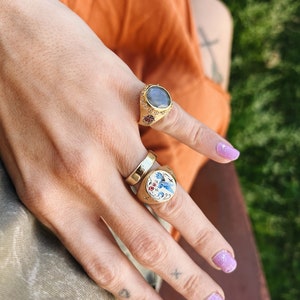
[151, 101, 240, 163]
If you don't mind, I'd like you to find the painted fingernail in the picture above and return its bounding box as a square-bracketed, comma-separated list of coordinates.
[206, 293, 224, 300]
[216, 142, 240, 160]
[206, 292, 224, 300]
[213, 250, 237, 273]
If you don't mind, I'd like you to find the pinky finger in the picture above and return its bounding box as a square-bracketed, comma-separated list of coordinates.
[52, 208, 162, 300]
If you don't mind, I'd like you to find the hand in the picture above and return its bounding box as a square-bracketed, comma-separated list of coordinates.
[0, 1, 238, 299]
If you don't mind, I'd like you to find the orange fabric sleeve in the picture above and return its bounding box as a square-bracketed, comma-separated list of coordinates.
[61, 0, 230, 191]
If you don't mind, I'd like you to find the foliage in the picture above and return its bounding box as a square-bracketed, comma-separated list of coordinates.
[223, 0, 300, 299]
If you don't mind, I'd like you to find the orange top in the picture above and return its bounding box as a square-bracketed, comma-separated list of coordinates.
[61, 0, 230, 191]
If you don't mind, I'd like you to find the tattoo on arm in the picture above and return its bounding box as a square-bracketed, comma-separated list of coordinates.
[118, 289, 131, 298]
[171, 269, 183, 280]
[197, 27, 223, 85]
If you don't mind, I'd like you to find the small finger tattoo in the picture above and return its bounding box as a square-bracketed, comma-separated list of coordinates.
[118, 288, 131, 298]
[171, 268, 182, 280]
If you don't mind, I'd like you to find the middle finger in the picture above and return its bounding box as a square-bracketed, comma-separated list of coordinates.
[123, 154, 237, 275]
[150, 178, 237, 274]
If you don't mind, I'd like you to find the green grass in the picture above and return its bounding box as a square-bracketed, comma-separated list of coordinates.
[222, 0, 300, 299]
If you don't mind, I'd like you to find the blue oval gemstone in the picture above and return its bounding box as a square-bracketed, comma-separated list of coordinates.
[146, 86, 171, 109]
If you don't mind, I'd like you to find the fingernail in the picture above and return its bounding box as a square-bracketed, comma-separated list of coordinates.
[216, 142, 240, 160]
[213, 250, 237, 273]
[206, 292, 224, 300]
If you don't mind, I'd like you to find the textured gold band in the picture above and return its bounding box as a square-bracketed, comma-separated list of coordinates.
[137, 166, 177, 205]
[138, 84, 173, 126]
[125, 151, 157, 186]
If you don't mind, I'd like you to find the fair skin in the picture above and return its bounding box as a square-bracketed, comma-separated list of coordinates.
[0, 1, 236, 299]
[191, 0, 233, 90]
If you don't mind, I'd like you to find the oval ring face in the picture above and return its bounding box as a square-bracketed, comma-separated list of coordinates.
[146, 86, 171, 109]
[145, 170, 176, 202]
[138, 84, 173, 126]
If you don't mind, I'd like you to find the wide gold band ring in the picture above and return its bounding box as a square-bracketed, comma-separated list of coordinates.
[137, 166, 177, 205]
[138, 84, 173, 126]
[125, 151, 157, 186]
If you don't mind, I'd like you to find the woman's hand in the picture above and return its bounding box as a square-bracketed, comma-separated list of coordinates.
[0, 1, 238, 299]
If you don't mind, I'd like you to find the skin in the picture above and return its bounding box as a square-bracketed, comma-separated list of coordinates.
[0, 1, 236, 299]
[191, 0, 233, 90]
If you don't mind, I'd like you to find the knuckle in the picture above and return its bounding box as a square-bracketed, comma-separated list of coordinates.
[20, 181, 43, 205]
[84, 257, 119, 289]
[19, 177, 62, 229]
[129, 232, 168, 267]
[192, 228, 216, 251]
[182, 273, 203, 298]
[183, 274, 224, 300]
[154, 193, 183, 218]
[189, 122, 205, 149]
[20, 176, 53, 210]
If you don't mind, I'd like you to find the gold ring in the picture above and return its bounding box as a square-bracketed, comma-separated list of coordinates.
[125, 151, 157, 186]
[137, 166, 177, 205]
[138, 84, 173, 126]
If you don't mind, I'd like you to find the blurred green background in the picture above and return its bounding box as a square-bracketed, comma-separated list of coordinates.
[223, 0, 300, 299]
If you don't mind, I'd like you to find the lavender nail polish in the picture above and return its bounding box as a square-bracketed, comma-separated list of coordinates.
[216, 142, 240, 160]
[213, 250, 237, 273]
[206, 293, 224, 300]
